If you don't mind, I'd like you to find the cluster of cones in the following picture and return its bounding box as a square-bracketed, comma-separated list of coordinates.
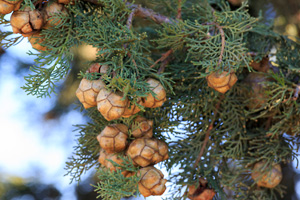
[75, 63, 167, 121]
[0, 0, 70, 51]
[76, 63, 169, 197]
[96, 119, 169, 197]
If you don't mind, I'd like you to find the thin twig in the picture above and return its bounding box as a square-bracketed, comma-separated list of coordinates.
[126, 3, 174, 25]
[205, 22, 225, 66]
[177, 0, 182, 19]
[293, 84, 300, 100]
[83, 0, 174, 25]
[193, 124, 213, 168]
[150, 49, 173, 68]
[194, 99, 222, 168]
[217, 25, 225, 65]
[127, 8, 137, 29]
[248, 52, 258, 57]
[265, 117, 272, 130]
[158, 57, 171, 74]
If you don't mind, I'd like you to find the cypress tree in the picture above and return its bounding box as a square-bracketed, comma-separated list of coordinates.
[1, 0, 300, 199]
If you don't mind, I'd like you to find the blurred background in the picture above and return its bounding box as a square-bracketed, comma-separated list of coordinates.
[0, 0, 299, 199]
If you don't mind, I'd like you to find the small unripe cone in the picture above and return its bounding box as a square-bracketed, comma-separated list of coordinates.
[0, 0, 22, 15]
[251, 161, 282, 188]
[98, 149, 131, 177]
[138, 166, 167, 197]
[97, 124, 128, 153]
[206, 71, 237, 93]
[127, 138, 168, 167]
[28, 32, 47, 51]
[131, 116, 153, 138]
[87, 63, 109, 74]
[142, 78, 167, 108]
[97, 88, 128, 121]
[244, 73, 269, 109]
[249, 57, 270, 73]
[10, 7, 44, 37]
[43, 2, 68, 29]
[76, 79, 106, 109]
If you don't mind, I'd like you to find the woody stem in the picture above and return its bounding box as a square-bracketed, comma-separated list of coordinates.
[193, 98, 222, 168]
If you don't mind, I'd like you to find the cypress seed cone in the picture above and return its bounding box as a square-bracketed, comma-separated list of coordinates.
[244, 73, 269, 109]
[251, 161, 282, 188]
[206, 71, 237, 94]
[0, 0, 22, 15]
[76, 79, 106, 109]
[142, 78, 167, 108]
[249, 57, 270, 73]
[98, 149, 133, 177]
[126, 138, 168, 167]
[28, 32, 47, 51]
[97, 88, 128, 121]
[188, 178, 216, 200]
[97, 124, 128, 153]
[87, 63, 109, 74]
[10, 7, 44, 37]
[131, 116, 153, 138]
[122, 99, 141, 118]
[43, 2, 68, 29]
[138, 166, 167, 197]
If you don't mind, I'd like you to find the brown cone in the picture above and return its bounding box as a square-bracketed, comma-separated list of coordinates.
[97, 88, 128, 121]
[251, 161, 282, 188]
[243, 73, 270, 109]
[0, 0, 22, 15]
[126, 138, 168, 167]
[142, 78, 167, 108]
[28, 32, 47, 51]
[87, 63, 109, 74]
[188, 178, 216, 200]
[122, 99, 141, 118]
[138, 166, 167, 197]
[250, 57, 270, 73]
[43, 2, 68, 29]
[10, 7, 44, 37]
[75, 79, 106, 109]
[97, 124, 128, 153]
[131, 116, 153, 138]
[206, 71, 237, 94]
[98, 149, 131, 177]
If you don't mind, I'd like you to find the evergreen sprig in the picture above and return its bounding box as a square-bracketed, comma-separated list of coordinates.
[93, 168, 140, 200]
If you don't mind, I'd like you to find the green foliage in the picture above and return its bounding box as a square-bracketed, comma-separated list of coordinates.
[0, 15, 22, 48]
[93, 156, 140, 200]
[21, 11, 76, 97]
